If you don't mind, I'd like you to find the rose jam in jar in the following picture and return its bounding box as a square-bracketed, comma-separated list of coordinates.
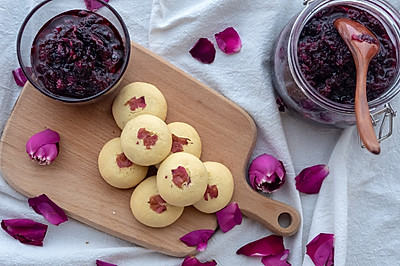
[31, 10, 126, 99]
[273, 0, 400, 128]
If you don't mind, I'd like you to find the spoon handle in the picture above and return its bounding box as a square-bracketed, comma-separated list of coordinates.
[355, 63, 380, 154]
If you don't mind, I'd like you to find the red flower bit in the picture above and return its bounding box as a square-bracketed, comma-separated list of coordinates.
[306, 233, 334, 266]
[12, 68, 27, 87]
[137, 128, 158, 149]
[181, 255, 217, 266]
[84, 0, 109, 11]
[26, 128, 60, 165]
[172, 166, 190, 188]
[179, 229, 215, 252]
[295, 165, 329, 194]
[124, 96, 146, 111]
[276, 97, 286, 112]
[96, 260, 118, 266]
[214, 27, 242, 54]
[216, 202, 242, 233]
[204, 184, 219, 201]
[237, 235, 285, 257]
[1, 219, 48, 246]
[171, 134, 190, 153]
[261, 249, 291, 266]
[28, 194, 68, 226]
[189, 38, 216, 64]
[148, 195, 167, 214]
[116, 153, 133, 168]
[248, 154, 286, 193]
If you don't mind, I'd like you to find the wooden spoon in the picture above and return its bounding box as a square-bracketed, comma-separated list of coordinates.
[334, 18, 381, 154]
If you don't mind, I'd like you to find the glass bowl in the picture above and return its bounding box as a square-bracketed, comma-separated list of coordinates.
[16, 0, 131, 104]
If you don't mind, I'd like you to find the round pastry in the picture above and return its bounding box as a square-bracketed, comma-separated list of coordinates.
[121, 114, 172, 166]
[130, 176, 184, 228]
[193, 161, 234, 213]
[98, 138, 148, 189]
[157, 152, 208, 207]
[168, 122, 202, 158]
[112, 82, 167, 129]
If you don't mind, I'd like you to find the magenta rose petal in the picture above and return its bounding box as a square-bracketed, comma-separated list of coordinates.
[261, 249, 291, 266]
[84, 0, 109, 11]
[12, 68, 27, 87]
[1, 219, 48, 246]
[96, 260, 118, 266]
[295, 165, 329, 194]
[181, 255, 217, 266]
[248, 154, 286, 193]
[216, 202, 242, 233]
[28, 194, 68, 226]
[26, 128, 60, 165]
[214, 27, 242, 54]
[179, 229, 215, 252]
[236, 235, 285, 257]
[189, 38, 216, 64]
[306, 233, 334, 266]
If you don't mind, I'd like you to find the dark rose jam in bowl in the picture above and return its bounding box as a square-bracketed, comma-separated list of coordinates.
[17, 0, 130, 103]
[273, 0, 400, 127]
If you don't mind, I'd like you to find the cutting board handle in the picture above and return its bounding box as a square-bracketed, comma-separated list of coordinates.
[234, 180, 301, 237]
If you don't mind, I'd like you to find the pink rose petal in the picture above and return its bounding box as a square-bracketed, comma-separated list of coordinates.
[261, 249, 291, 266]
[248, 154, 286, 193]
[179, 229, 215, 252]
[84, 0, 109, 11]
[214, 27, 242, 54]
[1, 219, 48, 246]
[181, 255, 217, 266]
[295, 165, 329, 194]
[189, 38, 216, 64]
[306, 233, 334, 266]
[236, 235, 285, 257]
[96, 260, 118, 266]
[28, 194, 68, 226]
[216, 202, 242, 233]
[12, 68, 27, 87]
[26, 128, 60, 165]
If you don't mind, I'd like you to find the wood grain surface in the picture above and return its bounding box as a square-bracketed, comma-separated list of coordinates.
[0, 42, 300, 257]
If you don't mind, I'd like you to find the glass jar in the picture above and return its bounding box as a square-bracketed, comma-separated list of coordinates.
[273, 0, 400, 137]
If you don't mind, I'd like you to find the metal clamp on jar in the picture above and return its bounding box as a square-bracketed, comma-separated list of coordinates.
[273, 0, 400, 149]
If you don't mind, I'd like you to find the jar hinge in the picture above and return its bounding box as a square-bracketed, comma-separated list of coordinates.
[360, 103, 397, 148]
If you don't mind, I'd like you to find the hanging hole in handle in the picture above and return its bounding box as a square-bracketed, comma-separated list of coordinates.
[278, 212, 292, 228]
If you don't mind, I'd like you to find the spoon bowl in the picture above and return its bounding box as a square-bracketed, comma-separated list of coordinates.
[334, 18, 381, 154]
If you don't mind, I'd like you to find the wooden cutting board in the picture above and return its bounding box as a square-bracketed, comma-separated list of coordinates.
[0, 42, 300, 257]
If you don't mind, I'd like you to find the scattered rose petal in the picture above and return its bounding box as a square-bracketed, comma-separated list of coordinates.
[26, 129, 60, 165]
[96, 260, 117, 266]
[84, 0, 109, 11]
[116, 153, 133, 168]
[1, 219, 48, 246]
[214, 27, 242, 54]
[189, 38, 216, 64]
[216, 202, 242, 233]
[237, 235, 284, 257]
[28, 194, 68, 226]
[262, 249, 291, 266]
[276, 97, 286, 112]
[306, 233, 334, 266]
[248, 154, 286, 193]
[182, 255, 217, 266]
[148, 195, 167, 214]
[179, 229, 215, 252]
[295, 165, 329, 194]
[12, 68, 27, 87]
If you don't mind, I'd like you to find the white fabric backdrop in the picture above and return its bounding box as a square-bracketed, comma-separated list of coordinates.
[0, 0, 399, 265]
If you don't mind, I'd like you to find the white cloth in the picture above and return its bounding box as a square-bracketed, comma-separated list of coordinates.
[1, 0, 399, 265]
